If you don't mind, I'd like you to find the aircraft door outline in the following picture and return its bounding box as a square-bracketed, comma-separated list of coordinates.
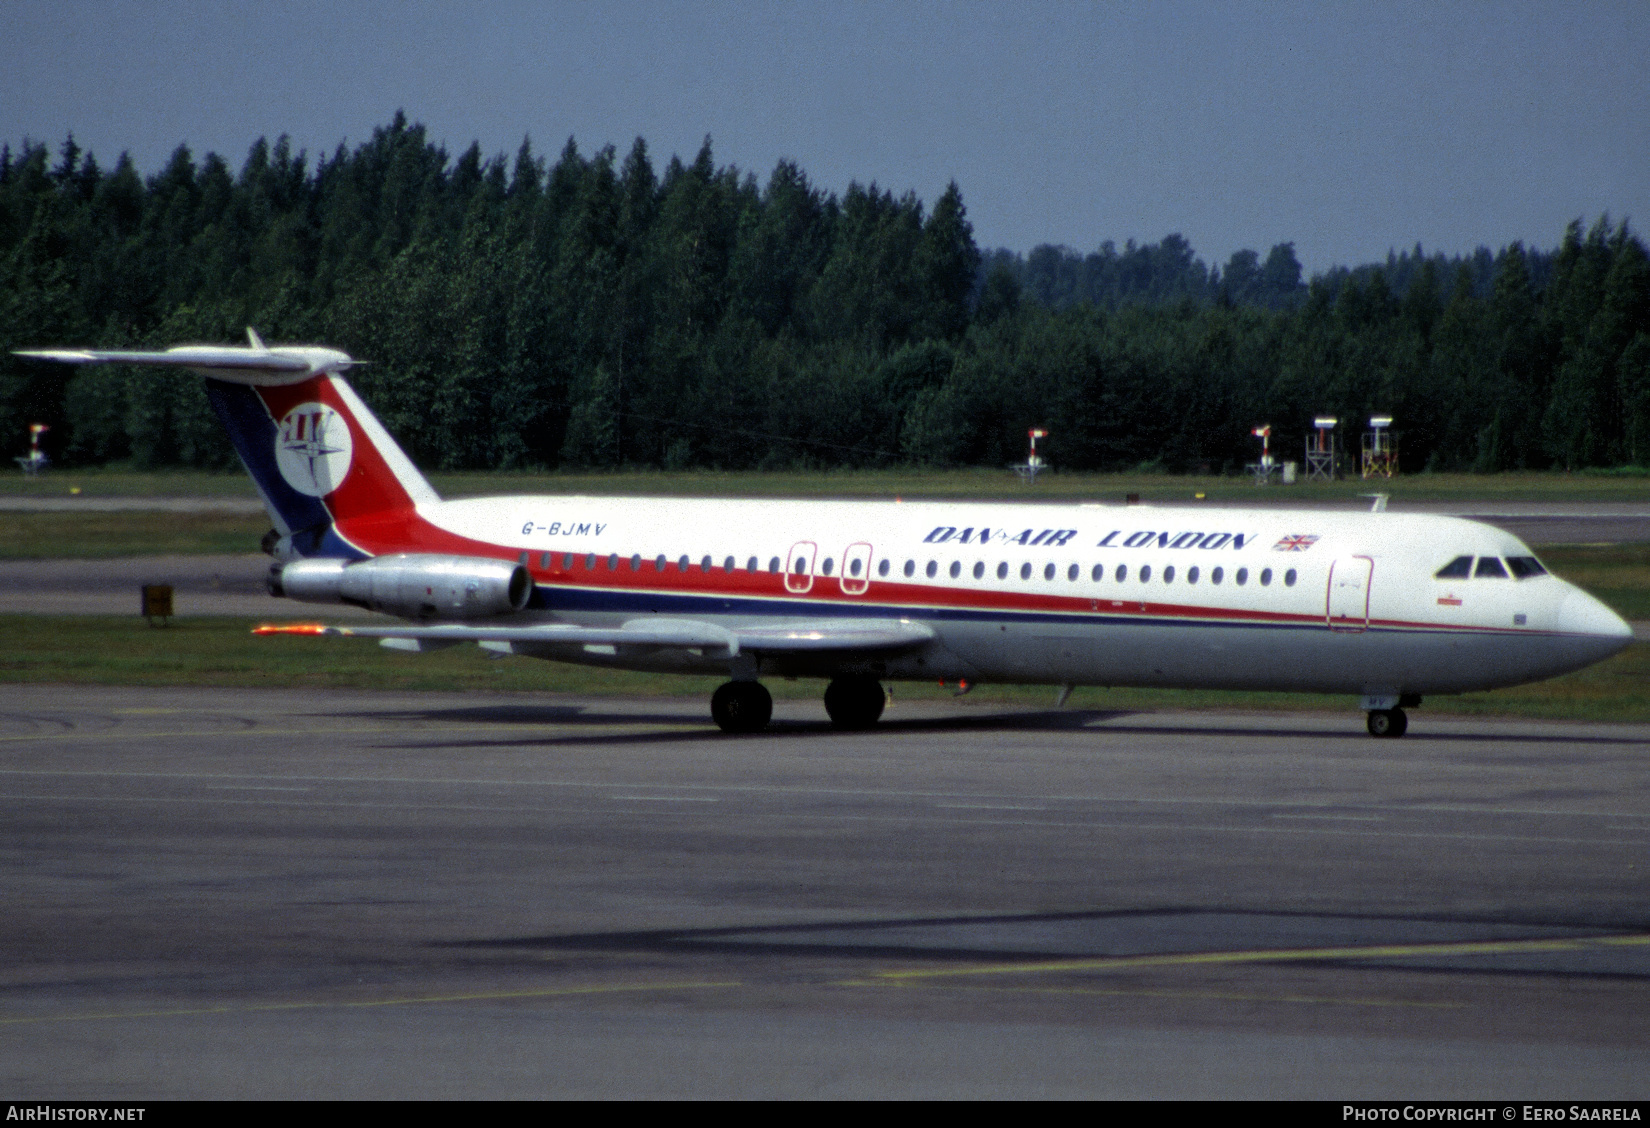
[1326, 555, 1373, 632]
[840, 542, 873, 595]
[785, 541, 818, 594]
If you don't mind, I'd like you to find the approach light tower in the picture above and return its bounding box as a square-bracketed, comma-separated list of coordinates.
[15, 423, 48, 476]
[1015, 429, 1049, 482]
[1306, 416, 1338, 481]
[1361, 415, 1398, 479]
[1247, 424, 1275, 484]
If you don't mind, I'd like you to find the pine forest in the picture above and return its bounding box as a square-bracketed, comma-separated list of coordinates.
[4, 114, 1648, 476]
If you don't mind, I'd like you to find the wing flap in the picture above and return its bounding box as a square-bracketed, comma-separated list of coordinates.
[733, 619, 934, 651]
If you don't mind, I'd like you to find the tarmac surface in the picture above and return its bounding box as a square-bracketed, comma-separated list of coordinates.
[2, 684, 1648, 1098]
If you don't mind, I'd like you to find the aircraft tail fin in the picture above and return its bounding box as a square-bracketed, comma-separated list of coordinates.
[14, 334, 437, 557]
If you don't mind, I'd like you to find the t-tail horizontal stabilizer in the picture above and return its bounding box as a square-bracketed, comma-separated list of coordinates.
[13, 328, 359, 387]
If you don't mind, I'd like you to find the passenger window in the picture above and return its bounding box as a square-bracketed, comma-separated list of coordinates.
[1260, 568, 1272, 586]
[973, 561, 985, 579]
[904, 560, 915, 578]
[1507, 556, 1547, 579]
[564, 553, 575, 569]
[1115, 564, 1127, 582]
[1435, 556, 1473, 579]
[878, 559, 890, 577]
[606, 553, 618, 570]
[997, 562, 1009, 579]
[1067, 563, 1079, 581]
[1475, 557, 1508, 578]
[1236, 568, 1248, 585]
[540, 552, 551, 569]
[793, 556, 808, 575]
[1043, 563, 1055, 580]
[821, 557, 835, 576]
[679, 555, 691, 572]
[1187, 566, 1199, 584]
[1140, 565, 1152, 582]
[767, 557, 780, 573]
[1211, 567, 1223, 584]
[1284, 568, 1297, 586]
[1020, 562, 1032, 580]
[849, 558, 862, 577]
[518, 551, 529, 565]
[585, 553, 596, 570]
[1091, 563, 1104, 581]
[949, 561, 961, 579]
[655, 554, 667, 571]
[701, 555, 713, 571]
[926, 560, 938, 578]
[744, 556, 756, 571]
[1163, 565, 1175, 583]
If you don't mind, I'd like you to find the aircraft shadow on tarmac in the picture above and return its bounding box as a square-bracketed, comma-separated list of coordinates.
[438, 906, 1650, 978]
[341, 705, 1142, 750]
[331, 702, 1650, 751]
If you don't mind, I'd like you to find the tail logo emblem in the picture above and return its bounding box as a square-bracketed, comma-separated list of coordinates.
[275, 402, 353, 496]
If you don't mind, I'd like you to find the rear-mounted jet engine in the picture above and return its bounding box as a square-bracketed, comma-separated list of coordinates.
[270, 554, 531, 620]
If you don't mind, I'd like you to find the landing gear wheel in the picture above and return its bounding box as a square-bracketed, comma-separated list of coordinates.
[823, 676, 886, 730]
[711, 681, 773, 734]
[1366, 707, 1408, 738]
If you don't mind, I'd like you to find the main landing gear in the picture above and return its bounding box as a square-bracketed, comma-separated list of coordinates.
[711, 681, 772, 734]
[709, 676, 888, 734]
[823, 675, 886, 730]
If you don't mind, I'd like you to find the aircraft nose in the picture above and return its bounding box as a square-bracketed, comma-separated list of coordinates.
[1557, 586, 1633, 646]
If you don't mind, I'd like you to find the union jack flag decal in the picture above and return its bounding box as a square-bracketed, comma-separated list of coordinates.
[1273, 534, 1319, 551]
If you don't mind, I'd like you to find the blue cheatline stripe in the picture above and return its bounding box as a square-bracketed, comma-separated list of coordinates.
[529, 582, 1495, 636]
[204, 378, 332, 537]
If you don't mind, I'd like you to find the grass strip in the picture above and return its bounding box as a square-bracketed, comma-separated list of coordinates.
[5, 466, 1650, 503]
[0, 511, 270, 558]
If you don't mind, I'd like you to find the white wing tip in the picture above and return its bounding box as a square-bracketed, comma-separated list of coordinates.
[13, 349, 97, 363]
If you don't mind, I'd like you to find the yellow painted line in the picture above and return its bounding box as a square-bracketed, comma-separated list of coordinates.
[835, 981, 1464, 1009]
[0, 980, 742, 1026]
[867, 933, 1650, 981]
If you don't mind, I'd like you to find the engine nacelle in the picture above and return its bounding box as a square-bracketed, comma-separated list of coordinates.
[271, 554, 532, 619]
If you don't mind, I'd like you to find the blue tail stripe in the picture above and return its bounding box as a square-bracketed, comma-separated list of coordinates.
[204, 378, 332, 537]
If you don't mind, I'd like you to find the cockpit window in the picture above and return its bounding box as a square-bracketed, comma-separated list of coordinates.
[1506, 556, 1548, 579]
[1435, 556, 1473, 579]
[1475, 556, 1508, 578]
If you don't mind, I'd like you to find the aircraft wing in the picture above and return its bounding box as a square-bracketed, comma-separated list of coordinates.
[254, 617, 935, 657]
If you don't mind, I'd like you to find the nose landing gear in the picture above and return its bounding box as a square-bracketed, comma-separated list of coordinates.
[1365, 693, 1420, 738]
[1366, 707, 1408, 738]
[711, 681, 773, 733]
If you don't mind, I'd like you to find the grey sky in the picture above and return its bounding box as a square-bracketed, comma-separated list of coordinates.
[5, 0, 1646, 275]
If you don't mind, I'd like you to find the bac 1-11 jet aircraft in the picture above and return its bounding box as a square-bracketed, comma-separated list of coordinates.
[16, 333, 1634, 737]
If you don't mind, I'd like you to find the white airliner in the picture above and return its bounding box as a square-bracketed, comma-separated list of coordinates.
[17, 333, 1633, 737]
